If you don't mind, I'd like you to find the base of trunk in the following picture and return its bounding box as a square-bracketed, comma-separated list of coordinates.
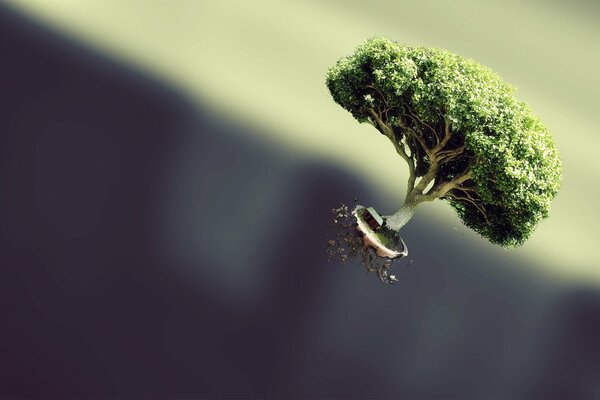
[385, 202, 417, 231]
[353, 205, 408, 259]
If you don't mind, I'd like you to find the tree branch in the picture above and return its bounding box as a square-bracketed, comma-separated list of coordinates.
[411, 161, 439, 196]
[423, 169, 473, 200]
[367, 108, 416, 194]
[396, 118, 433, 158]
[445, 189, 490, 225]
[436, 145, 466, 164]
[365, 85, 387, 105]
[433, 118, 453, 153]
[404, 105, 440, 145]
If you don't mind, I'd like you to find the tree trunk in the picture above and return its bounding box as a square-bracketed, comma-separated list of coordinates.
[385, 197, 418, 231]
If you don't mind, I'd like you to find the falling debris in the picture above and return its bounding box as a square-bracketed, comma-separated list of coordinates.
[326, 201, 409, 284]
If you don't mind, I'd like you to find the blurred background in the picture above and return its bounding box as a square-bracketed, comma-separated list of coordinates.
[0, 0, 599, 398]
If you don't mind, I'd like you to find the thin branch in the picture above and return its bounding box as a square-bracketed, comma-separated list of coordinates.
[445, 190, 490, 225]
[404, 105, 440, 145]
[457, 185, 478, 201]
[367, 108, 416, 194]
[384, 106, 391, 123]
[365, 85, 388, 106]
[416, 147, 477, 201]
[433, 118, 453, 152]
[437, 144, 466, 157]
[436, 145, 466, 164]
[406, 163, 416, 193]
[455, 171, 473, 185]
[406, 135, 418, 159]
[423, 169, 473, 200]
[396, 118, 433, 158]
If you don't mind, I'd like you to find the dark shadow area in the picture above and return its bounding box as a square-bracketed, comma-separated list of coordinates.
[1, 5, 599, 399]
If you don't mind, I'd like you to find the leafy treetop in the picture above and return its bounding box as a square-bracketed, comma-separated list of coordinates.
[326, 37, 561, 247]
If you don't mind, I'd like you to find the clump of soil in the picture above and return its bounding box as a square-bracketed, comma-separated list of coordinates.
[354, 206, 407, 258]
[326, 200, 411, 284]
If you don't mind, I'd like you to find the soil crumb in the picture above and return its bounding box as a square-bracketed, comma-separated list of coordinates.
[326, 201, 412, 284]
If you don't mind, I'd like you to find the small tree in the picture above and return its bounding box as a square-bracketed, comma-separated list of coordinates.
[326, 37, 562, 247]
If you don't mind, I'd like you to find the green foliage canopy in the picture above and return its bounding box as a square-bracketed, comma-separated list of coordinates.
[326, 37, 562, 247]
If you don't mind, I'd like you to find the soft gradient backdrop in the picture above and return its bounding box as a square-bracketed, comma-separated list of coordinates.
[1, 1, 600, 398]
[7, 0, 599, 280]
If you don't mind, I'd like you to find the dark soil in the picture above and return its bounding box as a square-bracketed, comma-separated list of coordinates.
[326, 201, 410, 284]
